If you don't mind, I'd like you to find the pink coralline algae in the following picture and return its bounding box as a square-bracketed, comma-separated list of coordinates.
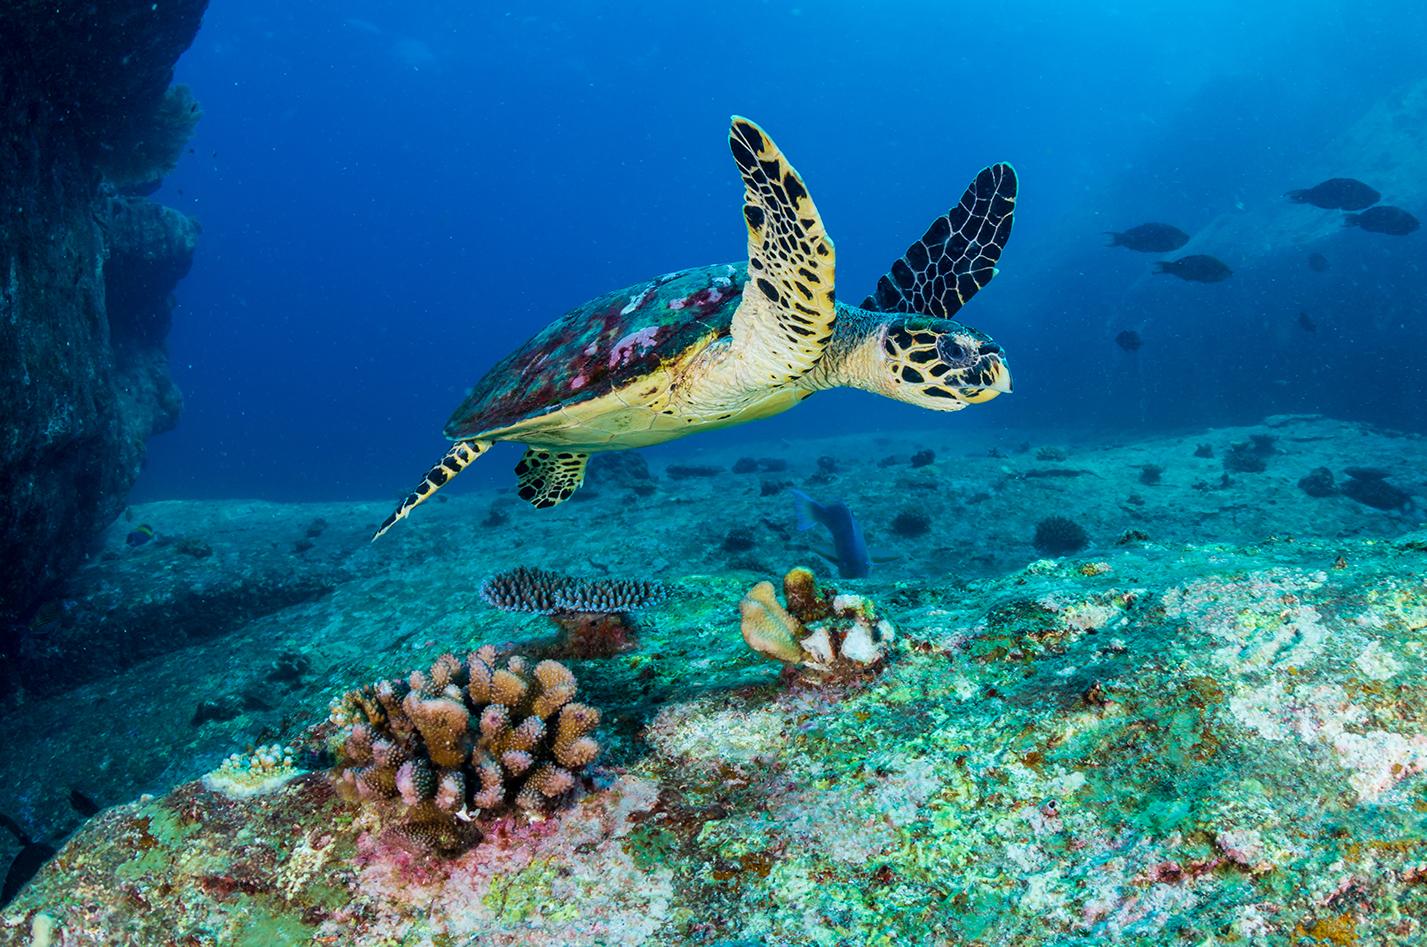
[608, 327, 661, 368]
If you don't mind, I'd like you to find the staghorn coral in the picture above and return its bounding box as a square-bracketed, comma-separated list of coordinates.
[330, 646, 600, 854]
[740, 567, 895, 682]
[482, 567, 666, 657]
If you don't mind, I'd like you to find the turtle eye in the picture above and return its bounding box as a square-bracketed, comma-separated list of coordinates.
[936, 336, 976, 368]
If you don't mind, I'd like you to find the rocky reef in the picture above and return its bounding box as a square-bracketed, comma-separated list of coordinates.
[0, 1, 207, 658]
[0, 416, 1424, 942]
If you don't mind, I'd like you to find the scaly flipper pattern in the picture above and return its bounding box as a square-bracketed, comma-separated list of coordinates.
[515, 448, 589, 509]
[863, 163, 1016, 318]
[372, 439, 490, 540]
[727, 116, 837, 385]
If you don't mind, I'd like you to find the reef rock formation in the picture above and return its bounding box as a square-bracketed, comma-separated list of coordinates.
[0, 2, 207, 653]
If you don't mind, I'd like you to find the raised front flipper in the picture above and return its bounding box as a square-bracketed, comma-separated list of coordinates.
[726, 116, 837, 386]
[863, 163, 1016, 318]
[515, 448, 589, 509]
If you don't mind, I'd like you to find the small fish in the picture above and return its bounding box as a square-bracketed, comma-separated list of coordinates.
[1344, 205, 1419, 236]
[1286, 178, 1380, 210]
[0, 815, 56, 908]
[1154, 254, 1232, 283]
[789, 489, 870, 579]
[125, 524, 155, 547]
[1298, 311, 1317, 332]
[1306, 252, 1329, 272]
[1105, 223, 1190, 253]
[1115, 329, 1143, 352]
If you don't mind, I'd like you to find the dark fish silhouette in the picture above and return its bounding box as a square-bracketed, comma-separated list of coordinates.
[0, 815, 56, 907]
[789, 489, 870, 578]
[1306, 252, 1329, 272]
[1286, 178, 1380, 210]
[1115, 330, 1143, 352]
[68, 789, 100, 818]
[1344, 205, 1419, 236]
[1298, 311, 1317, 332]
[1154, 255, 1232, 283]
[1105, 223, 1190, 253]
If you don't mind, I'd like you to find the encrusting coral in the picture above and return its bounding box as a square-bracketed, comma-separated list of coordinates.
[482, 566, 666, 657]
[740, 566, 894, 681]
[201, 743, 299, 799]
[329, 646, 600, 854]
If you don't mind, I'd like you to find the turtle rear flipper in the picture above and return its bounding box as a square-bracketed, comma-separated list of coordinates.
[372, 439, 490, 540]
[726, 116, 837, 386]
[515, 448, 588, 509]
[863, 163, 1016, 319]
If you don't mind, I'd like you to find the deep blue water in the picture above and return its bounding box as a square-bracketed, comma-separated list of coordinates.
[138, 0, 1427, 503]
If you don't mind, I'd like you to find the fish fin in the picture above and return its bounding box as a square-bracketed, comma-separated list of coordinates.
[514, 449, 589, 509]
[862, 162, 1016, 318]
[373, 439, 490, 540]
[788, 488, 818, 531]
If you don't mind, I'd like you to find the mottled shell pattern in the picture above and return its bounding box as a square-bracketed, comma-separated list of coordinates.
[443, 264, 748, 439]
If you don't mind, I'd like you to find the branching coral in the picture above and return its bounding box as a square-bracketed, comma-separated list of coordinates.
[482, 567, 666, 657]
[330, 646, 600, 854]
[740, 567, 895, 682]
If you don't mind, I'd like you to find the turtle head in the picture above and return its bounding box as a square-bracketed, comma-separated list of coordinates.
[868, 317, 1011, 410]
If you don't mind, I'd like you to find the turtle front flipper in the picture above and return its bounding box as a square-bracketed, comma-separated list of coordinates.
[515, 448, 588, 509]
[863, 163, 1016, 318]
[726, 116, 837, 386]
[372, 439, 490, 540]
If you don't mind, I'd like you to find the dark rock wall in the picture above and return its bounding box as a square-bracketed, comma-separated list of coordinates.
[0, 2, 208, 640]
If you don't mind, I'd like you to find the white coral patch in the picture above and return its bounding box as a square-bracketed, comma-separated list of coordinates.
[1354, 640, 1401, 680]
[1330, 730, 1427, 802]
[645, 700, 787, 771]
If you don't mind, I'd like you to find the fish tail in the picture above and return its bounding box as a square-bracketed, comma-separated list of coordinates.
[1285, 189, 1307, 203]
[1104, 231, 1122, 246]
[1152, 261, 1171, 274]
[787, 488, 818, 532]
[1342, 213, 1360, 228]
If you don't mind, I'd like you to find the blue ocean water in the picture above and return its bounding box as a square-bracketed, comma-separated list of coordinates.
[139, 0, 1427, 503]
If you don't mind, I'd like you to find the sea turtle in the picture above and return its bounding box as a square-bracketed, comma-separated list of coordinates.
[374, 117, 1017, 539]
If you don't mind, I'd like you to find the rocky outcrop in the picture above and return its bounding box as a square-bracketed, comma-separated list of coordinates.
[0, 2, 208, 646]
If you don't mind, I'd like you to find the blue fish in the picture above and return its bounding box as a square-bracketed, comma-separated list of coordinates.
[789, 489, 871, 578]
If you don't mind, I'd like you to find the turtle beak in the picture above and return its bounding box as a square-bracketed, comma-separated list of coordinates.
[959, 353, 1012, 403]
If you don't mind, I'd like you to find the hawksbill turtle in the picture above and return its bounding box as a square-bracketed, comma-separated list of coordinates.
[374, 117, 1016, 539]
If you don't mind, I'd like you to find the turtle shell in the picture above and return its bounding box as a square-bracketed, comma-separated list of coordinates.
[444, 263, 749, 438]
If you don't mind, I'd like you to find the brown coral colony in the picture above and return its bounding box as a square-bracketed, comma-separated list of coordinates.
[332, 646, 599, 853]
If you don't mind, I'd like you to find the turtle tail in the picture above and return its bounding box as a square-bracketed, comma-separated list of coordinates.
[372, 439, 490, 541]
